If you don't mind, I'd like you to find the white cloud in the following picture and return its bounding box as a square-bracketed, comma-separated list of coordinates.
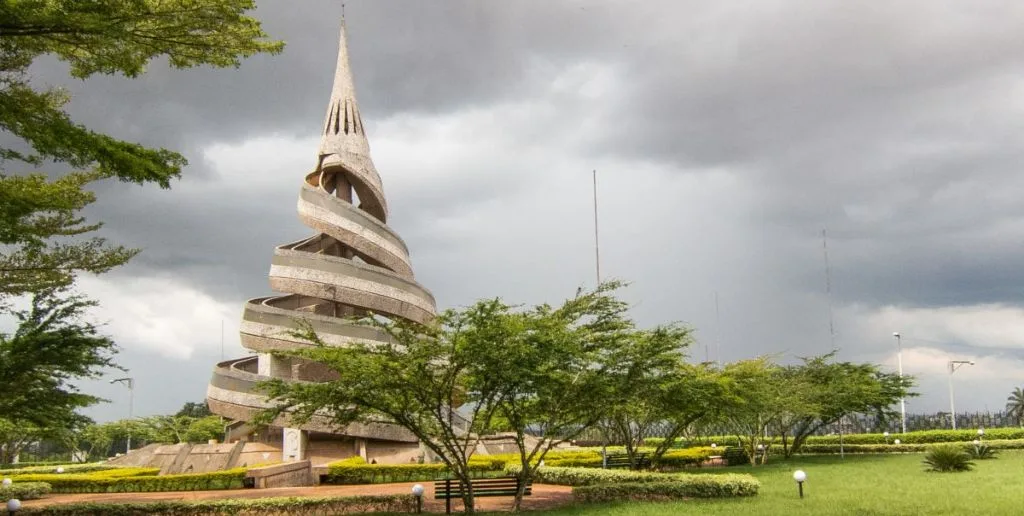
[77, 275, 241, 361]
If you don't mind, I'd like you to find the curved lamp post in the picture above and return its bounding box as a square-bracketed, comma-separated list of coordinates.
[793, 470, 807, 498]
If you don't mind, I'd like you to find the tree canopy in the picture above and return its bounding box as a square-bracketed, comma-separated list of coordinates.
[0, 0, 283, 297]
[0, 289, 118, 428]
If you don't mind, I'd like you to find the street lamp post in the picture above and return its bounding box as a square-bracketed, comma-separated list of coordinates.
[893, 332, 907, 433]
[947, 360, 973, 430]
[110, 377, 135, 453]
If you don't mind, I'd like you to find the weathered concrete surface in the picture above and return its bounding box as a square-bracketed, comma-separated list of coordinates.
[245, 460, 313, 488]
[206, 20, 436, 460]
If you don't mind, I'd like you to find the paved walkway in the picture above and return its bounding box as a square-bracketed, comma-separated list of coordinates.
[23, 482, 575, 512]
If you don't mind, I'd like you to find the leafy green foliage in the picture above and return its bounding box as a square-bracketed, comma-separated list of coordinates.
[1006, 387, 1024, 427]
[0, 171, 139, 297]
[175, 401, 213, 419]
[323, 460, 500, 485]
[0, 464, 121, 476]
[16, 495, 416, 515]
[0, 0, 283, 298]
[922, 444, 974, 472]
[573, 478, 759, 502]
[967, 443, 998, 460]
[261, 282, 641, 513]
[504, 464, 758, 496]
[795, 439, 1024, 455]
[774, 353, 916, 458]
[9, 467, 246, 493]
[0, 290, 117, 428]
[599, 326, 730, 469]
[0, 481, 51, 501]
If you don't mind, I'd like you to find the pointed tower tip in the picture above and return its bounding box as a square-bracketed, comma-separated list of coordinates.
[317, 20, 387, 219]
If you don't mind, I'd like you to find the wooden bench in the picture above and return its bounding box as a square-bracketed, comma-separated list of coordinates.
[434, 476, 531, 514]
[604, 452, 650, 469]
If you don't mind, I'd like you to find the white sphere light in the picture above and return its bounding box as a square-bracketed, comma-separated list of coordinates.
[978, 428, 985, 436]
[711, 443, 717, 449]
[973, 439, 980, 445]
[55, 467, 64, 474]
[883, 431, 889, 437]
[793, 470, 807, 483]
[7, 499, 21, 512]
[411, 483, 425, 497]
[894, 439, 901, 445]
[1, 478, 10, 486]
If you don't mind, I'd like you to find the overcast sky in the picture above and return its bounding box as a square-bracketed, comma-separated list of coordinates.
[14, 0, 1024, 421]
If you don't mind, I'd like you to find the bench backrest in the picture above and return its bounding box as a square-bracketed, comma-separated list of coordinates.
[433, 477, 532, 498]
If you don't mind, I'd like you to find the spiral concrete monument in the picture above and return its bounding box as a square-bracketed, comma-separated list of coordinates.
[207, 21, 436, 465]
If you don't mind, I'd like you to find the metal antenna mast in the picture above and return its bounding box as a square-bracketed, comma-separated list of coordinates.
[823, 228, 836, 350]
[593, 170, 601, 286]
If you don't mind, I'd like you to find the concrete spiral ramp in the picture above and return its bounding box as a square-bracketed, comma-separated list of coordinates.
[207, 21, 436, 462]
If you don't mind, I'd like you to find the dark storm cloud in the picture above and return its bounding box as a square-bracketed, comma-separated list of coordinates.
[16, 0, 1024, 419]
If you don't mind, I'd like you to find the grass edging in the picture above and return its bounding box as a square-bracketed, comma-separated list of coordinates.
[18, 495, 417, 515]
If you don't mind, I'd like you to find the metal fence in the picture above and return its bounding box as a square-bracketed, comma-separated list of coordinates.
[570, 411, 1021, 444]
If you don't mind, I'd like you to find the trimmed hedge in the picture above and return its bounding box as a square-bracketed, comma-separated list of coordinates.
[506, 464, 759, 495]
[18, 495, 417, 515]
[323, 457, 499, 485]
[0, 464, 120, 476]
[682, 428, 1024, 449]
[0, 482, 52, 502]
[797, 439, 1024, 455]
[574, 479, 758, 502]
[0, 461, 67, 470]
[10, 468, 246, 493]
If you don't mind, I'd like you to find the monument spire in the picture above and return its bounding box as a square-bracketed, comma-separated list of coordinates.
[317, 20, 387, 220]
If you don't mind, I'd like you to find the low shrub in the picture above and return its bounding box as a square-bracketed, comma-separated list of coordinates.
[9, 468, 246, 493]
[653, 448, 712, 469]
[18, 494, 417, 515]
[0, 482, 52, 501]
[323, 460, 499, 485]
[923, 444, 974, 472]
[0, 461, 66, 470]
[796, 439, 1024, 455]
[574, 478, 759, 502]
[0, 464, 119, 476]
[506, 464, 758, 495]
[967, 443, 998, 460]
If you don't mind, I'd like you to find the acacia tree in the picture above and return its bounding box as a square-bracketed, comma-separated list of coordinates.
[600, 326, 730, 469]
[258, 300, 516, 514]
[260, 283, 645, 513]
[478, 283, 639, 509]
[722, 358, 814, 466]
[775, 354, 915, 457]
[0, 0, 283, 297]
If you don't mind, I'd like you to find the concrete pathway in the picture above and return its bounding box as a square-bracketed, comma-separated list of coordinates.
[23, 481, 575, 512]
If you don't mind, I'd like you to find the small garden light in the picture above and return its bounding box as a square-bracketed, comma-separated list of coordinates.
[1, 478, 10, 487]
[894, 439, 901, 445]
[711, 443, 717, 449]
[977, 428, 984, 442]
[793, 470, 807, 498]
[55, 467, 64, 474]
[6, 498, 21, 515]
[411, 483, 424, 513]
[883, 431, 890, 444]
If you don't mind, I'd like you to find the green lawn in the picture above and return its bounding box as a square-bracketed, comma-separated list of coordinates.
[517, 451, 1024, 516]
